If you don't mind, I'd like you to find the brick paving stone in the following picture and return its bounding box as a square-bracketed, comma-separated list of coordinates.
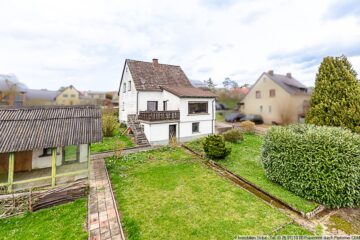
[88, 159, 125, 240]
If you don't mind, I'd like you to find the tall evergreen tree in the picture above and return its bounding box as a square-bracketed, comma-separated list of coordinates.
[306, 55, 360, 133]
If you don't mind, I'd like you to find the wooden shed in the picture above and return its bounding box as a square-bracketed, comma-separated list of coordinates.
[0, 105, 102, 193]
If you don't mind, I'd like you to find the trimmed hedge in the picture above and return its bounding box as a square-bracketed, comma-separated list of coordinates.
[203, 135, 231, 160]
[223, 129, 244, 143]
[239, 120, 255, 133]
[261, 124, 360, 208]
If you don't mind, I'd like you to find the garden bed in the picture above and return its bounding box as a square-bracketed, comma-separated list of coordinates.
[106, 147, 311, 239]
[0, 198, 88, 239]
[183, 134, 319, 213]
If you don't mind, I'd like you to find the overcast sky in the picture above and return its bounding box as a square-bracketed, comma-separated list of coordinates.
[1, 0, 360, 91]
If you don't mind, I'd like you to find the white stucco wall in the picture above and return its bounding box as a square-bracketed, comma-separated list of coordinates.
[31, 144, 88, 169]
[32, 147, 62, 169]
[119, 64, 138, 122]
[138, 91, 164, 111]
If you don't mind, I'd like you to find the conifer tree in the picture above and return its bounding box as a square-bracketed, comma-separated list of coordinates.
[306, 55, 360, 133]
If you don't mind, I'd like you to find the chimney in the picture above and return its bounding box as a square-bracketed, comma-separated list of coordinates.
[286, 72, 292, 78]
[268, 70, 274, 76]
[152, 58, 159, 67]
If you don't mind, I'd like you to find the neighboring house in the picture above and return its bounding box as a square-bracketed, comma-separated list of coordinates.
[0, 105, 102, 193]
[81, 90, 107, 105]
[0, 74, 27, 107]
[240, 70, 310, 124]
[55, 85, 81, 105]
[118, 58, 217, 145]
[26, 89, 59, 106]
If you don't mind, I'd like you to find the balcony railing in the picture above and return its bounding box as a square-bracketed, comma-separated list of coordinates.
[138, 110, 180, 121]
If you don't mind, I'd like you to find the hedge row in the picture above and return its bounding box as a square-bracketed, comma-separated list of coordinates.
[261, 124, 360, 208]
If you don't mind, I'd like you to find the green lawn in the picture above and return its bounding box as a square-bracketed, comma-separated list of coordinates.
[216, 112, 225, 121]
[0, 199, 88, 240]
[184, 134, 318, 213]
[91, 128, 134, 153]
[106, 147, 310, 239]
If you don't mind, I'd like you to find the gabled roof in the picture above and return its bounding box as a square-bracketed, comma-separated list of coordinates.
[26, 89, 59, 101]
[125, 59, 193, 91]
[161, 86, 217, 98]
[264, 72, 308, 95]
[0, 105, 102, 153]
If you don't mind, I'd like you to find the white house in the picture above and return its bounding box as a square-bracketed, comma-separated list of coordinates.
[118, 59, 217, 145]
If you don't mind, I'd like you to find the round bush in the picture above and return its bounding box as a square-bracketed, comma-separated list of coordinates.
[261, 124, 360, 208]
[203, 134, 231, 160]
[222, 129, 244, 143]
[239, 120, 255, 133]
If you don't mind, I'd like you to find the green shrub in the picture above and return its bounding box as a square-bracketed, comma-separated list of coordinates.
[261, 124, 360, 208]
[239, 120, 255, 133]
[102, 114, 119, 137]
[203, 135, 231, 160]
[222, 129, 243, 143]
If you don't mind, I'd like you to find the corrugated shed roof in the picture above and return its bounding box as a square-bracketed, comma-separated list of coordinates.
[161, 86, 217, 98]
[126, 59, 193, 91]
[0, 105, 103, 153]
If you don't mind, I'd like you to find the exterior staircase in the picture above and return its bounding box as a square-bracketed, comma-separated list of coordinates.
[128, 114, 150, 146]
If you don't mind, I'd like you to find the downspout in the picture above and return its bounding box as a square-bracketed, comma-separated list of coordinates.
[136, 91, 139, 115]
[211, 99, 215, 135]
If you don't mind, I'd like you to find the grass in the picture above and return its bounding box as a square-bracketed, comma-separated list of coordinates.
[216, 112, 225, 121]
[106, 147, 310, 239]
[328, 215, 357, 235]
[0, 199, 88, 240]
[183, 134, 318, 213]
[91, 128, 134, 153]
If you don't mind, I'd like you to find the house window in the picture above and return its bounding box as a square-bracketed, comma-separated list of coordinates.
[123, 83, 126, 93]
[122, 102, 125, 111]
[163, 101, 167, 111]
[63, 94, 68, 98]
[128, 81, 131, 91]
[70, 94, 76, 98]
[188, 102, 208, 114]
[260, 105, 263, 113]
[192, 122, 200, 133]
[147, 101, 158, 111]
[62, 145, 80, 164]
[269, 105, 272, 113]
[256, 91, 261, 99]
[40, 148, 53, 157]
[269, 89, 276, 97]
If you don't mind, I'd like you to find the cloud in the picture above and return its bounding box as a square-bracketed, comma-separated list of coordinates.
[0, 0, 360, 91]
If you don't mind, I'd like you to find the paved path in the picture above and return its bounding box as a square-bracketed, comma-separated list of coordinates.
[88, 159, 125, 240]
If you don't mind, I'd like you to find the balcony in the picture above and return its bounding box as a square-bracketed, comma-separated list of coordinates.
[138, 110, 180, 121]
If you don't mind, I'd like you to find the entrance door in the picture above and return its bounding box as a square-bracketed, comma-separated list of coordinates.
[14, 151, 32, 172]
[169, 124, 177, 140]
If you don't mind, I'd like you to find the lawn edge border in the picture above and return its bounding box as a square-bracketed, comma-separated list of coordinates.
[181, 144, 326, 219]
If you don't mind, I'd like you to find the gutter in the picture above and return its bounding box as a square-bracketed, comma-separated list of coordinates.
[211, 99, 215, 134]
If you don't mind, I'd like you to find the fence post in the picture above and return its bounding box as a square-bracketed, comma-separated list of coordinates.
[51, 148, 57, 187]
[7, 153, 15, 193]
[88, 144, 91, 180]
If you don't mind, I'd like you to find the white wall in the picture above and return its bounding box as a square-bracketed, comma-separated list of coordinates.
[138, 91, 164, 111]
[32, 147, 62, 169]
[119, 64, 138, 122]
[31, 144, 88, 169]
[141, 122, 179, 145]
